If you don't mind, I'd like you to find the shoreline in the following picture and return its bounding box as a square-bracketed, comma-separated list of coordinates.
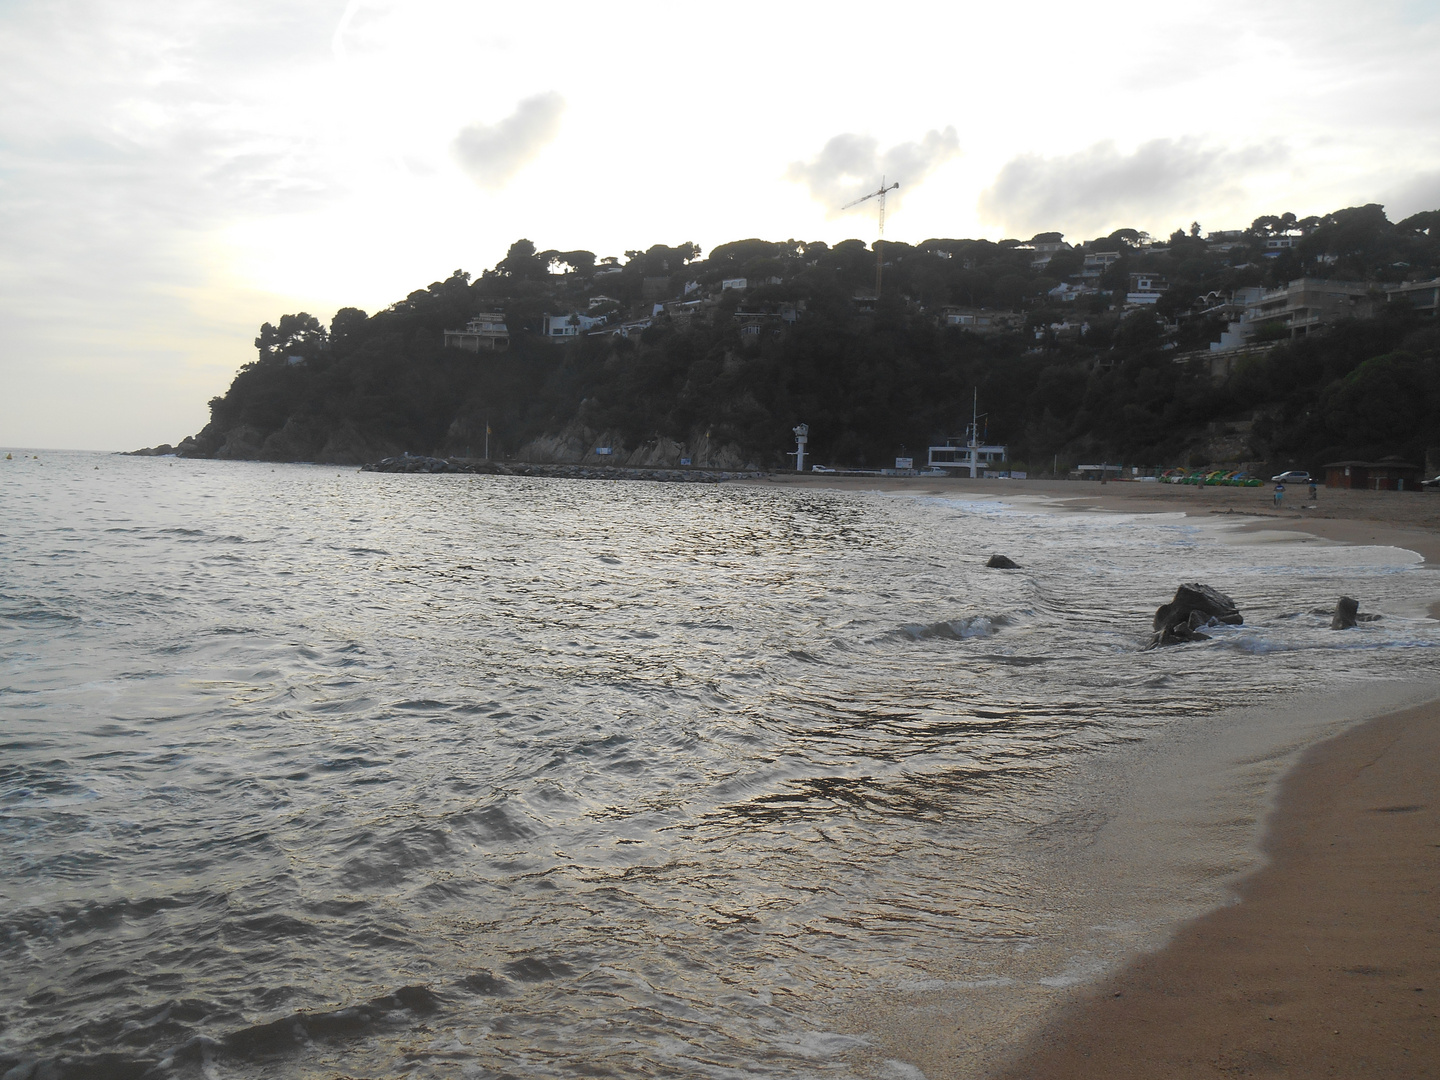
[993, 694, 1440, 1078]
[744, 474, 1440, 619]
[791, 475, 1440, 1078]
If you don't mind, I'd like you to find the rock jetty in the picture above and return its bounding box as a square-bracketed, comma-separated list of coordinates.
[361, 456, 766, 484]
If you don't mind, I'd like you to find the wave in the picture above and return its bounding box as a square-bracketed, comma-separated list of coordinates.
[895, 614, 1014, 642]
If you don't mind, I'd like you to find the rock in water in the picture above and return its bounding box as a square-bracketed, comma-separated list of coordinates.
[1331, 596, 1360, 630]
[1148, 582, 1243, 648]
[986, 554, 1021, 569]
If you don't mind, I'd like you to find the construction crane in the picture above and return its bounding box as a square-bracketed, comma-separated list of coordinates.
[841, 176, 900, 299]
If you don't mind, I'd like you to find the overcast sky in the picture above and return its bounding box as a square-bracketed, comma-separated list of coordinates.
[4, 0, 1439, 450]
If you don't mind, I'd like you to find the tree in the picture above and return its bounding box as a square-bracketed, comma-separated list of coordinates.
[330, 308, 369, 354]
[498, 240, 546, 280]
[255, 313, 326, 362]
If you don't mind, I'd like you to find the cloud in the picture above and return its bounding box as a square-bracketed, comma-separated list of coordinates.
[1383, 170, 1440, 220]
[452, 92, 565, 190]
[978, 137, 1289, 236]
[786, 127, 960, 217]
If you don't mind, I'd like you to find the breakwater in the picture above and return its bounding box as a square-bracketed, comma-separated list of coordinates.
[360, 454, 767, 483]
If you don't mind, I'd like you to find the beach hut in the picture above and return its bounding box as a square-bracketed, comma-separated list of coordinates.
[1323, 458, 1424, 491]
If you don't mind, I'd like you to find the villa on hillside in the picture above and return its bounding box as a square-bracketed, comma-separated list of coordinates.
[938, 307, 1023, 332]
[1243, 278, 1378, 336]
[542, 311, 607, 340]
[1126, 273, 1169, 305]
[443, 312, 510, 352]
[1386, 277, 1440, 316]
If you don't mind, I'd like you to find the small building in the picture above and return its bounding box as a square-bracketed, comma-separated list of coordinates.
[1324, 459, 1424, 491]
[1080, 251, 1121, 278]
[1243, 278, 1377, 338]
[938, 306, 1023, 332]
[1126, 273, 1169, 305]
[443, 312, 510, 352]
[1263, 235, 1302, 257]
[541, 311, 605, 340]
[1385, 278, 1440, 316]
[927, 437, 1007, 477]
[1048, 283, 1098, 303]
[1071, 464, 1126, 481]
[588, 317, 652, 340]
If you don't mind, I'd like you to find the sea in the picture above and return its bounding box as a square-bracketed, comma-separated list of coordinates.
[3, 450, 1438, 1079]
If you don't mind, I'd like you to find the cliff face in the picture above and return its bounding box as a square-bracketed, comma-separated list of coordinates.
[178, 419, 403, 465]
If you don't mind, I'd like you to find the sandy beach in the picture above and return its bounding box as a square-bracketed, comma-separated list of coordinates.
[752, 474, 1440, 1077]
[996, 696, 1440, 1079]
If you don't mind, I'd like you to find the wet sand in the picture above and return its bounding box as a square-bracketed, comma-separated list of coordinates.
[751, 474, 1440, 1077]
[994, 697, 1440, 1079]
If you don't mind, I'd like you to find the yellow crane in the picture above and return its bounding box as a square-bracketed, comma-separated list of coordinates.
[841, 176, 900, 299]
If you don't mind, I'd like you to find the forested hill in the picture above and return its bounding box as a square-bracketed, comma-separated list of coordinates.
[172, 203, 1440, 473]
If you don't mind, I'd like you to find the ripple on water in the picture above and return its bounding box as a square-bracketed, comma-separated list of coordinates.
[1, 453, 1437, 1077]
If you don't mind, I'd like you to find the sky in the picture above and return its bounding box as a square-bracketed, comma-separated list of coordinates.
[3, 0, 1439, 450]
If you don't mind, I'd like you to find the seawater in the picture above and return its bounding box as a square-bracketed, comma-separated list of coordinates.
[2, 451, 1437, 1079]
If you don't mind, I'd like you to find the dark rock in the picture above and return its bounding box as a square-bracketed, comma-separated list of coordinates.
[1332, 596, 1359, 629]
[363, 454, 455, 474]
[1148, 582, 1242, 648]
[126, 444, 174, 456]
[986, 554, 1021, 569]
[213, 424, 266, 460]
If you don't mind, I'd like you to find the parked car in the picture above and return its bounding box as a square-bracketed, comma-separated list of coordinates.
[1422, 474, 1440, 491]
[1271, 470, 1312, 483]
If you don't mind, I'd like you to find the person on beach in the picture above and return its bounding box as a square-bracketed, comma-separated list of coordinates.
[1309, 481, 1318, 501]
[1274, 482, 1285, 507]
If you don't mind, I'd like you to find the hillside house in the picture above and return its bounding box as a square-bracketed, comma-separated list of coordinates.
[1263, 235, 1302, 257]
[1081, 251, 1121, 278]
[588, 317, 652, 341]
[1048, 283, 1098, 303]
[542, 312, 606, 340]
[1386, 278, 1440, 316]
[938, 307, 1023, 332]
[1126, 273, 1169, 304]
[443, 312, 510, 352]
[1242, 278, 1377, 337]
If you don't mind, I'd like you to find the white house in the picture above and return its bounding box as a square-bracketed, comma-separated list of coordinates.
[721, 277, 748, 291]
[542, 312, 605, 340]
[1126, 273, 1169, 305]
